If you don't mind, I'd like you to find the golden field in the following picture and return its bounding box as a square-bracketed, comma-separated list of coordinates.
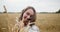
[0, 13, 60, 32]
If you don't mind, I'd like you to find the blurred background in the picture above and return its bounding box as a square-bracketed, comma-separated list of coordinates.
[0, 0, 60, 32]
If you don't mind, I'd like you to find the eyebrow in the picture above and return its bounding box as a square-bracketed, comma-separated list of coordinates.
[26, 12, 30, 15]
[27, 12, 34, 15]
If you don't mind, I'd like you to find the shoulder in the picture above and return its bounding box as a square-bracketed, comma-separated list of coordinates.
[31, 25, 39, 31]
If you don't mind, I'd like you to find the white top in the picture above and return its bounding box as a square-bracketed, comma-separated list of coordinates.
[24, 25, 40, 32]
[12, 23, 40, 32]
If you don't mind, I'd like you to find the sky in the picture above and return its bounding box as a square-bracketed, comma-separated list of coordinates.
[0, 0, 60, 12]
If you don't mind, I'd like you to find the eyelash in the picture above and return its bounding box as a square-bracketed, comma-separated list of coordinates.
[30, 15, 33, 17]
[27, 13, 30, 15]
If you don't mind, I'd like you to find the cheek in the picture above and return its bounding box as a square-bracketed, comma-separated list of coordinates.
[24, 15, 27, 19]
[23, 13, 27, 19]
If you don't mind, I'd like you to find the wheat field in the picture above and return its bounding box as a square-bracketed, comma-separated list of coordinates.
[0, 13, 60, 32]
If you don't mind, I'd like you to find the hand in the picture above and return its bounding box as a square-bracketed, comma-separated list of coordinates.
[27, 21, 34, 27]
[19, 18, 24, 29]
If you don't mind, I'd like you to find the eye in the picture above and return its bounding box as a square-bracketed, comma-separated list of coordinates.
[30, 15, 33, 18]
[26, 12, 30, 15]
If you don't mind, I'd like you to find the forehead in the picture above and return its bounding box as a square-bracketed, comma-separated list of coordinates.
[25, 9, 34, 15]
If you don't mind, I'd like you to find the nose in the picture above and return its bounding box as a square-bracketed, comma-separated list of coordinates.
[27, 16, 30, 19]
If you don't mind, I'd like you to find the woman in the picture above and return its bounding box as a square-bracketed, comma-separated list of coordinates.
[12, 6, 40, 32]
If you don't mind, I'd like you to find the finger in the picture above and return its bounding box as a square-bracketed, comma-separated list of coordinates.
[28, 21, 33, 26]
[28, 21, 35, 25]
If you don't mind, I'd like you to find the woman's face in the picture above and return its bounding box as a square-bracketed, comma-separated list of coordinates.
[23, 9, 34, 22]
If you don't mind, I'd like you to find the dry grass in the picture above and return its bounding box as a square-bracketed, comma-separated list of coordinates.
[0, 13, 60, 32]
